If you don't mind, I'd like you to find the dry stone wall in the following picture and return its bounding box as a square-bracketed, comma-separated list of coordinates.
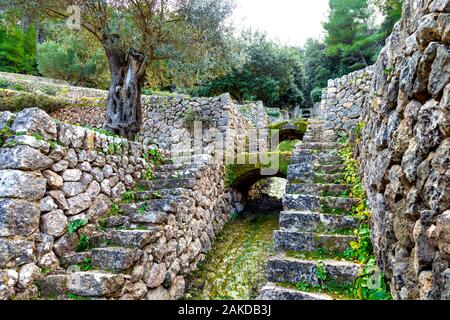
[0, 108, 150, 299]
[0, 108, 237, 300]
[319, 67, 373, 135]
[319, 0, 450, 300]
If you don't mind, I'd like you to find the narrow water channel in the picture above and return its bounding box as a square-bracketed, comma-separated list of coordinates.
[184, 212, 279, 300]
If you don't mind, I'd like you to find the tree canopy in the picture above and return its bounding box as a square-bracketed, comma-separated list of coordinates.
[195, 32, 306, 109]
[0, 0, 404, 119]
[0, 7, 36, 74]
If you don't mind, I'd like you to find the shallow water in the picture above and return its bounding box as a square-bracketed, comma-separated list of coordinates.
[184, 212, 279, 300]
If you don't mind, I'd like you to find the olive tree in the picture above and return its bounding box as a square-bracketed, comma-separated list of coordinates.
[20, 0, 234, 139]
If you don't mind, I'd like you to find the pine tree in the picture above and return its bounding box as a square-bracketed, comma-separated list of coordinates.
[324, 0, 384, 74]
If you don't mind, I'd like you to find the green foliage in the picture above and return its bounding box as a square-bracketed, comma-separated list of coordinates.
[151, 192, 163, 200]
[137, 203, 148, 214]
[66, 293, 90, 300]
[108, 203, 121, 216]
[303, 38, 339, 106]
[77, 258, 93, 271]
[76, 234, 90, 252]
[87, 127, 120, 138]
[0, 79, 28, 92]
[107, 143, 120, 155]
[40, 267, 53, 276]
[144, 148, 164, 166]
[339, 137, 392, 300]
[0, 10, 36, 74]
[277, 140, 301, 153]
[310, 87, 324, 103]
[196, 31, 306, 109]
[36, 29, 109, 89]
[315, 261, 328, 286]
[0, 116, 13, 147]
[121, 190, 137, 204]
[143, 167, 155, 181]
[0, 90, 65, 113]
[40, 85, 60, 96]
[374, 0, 403, 36]
[96, 218, 107, 232]
[354, 257, 392, 300]
[67, 219, 87, 234]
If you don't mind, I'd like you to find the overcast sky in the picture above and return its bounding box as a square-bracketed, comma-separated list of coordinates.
[231, 0, 330, 46]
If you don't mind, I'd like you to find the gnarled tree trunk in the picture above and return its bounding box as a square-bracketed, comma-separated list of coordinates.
[104, 50, 145, 140]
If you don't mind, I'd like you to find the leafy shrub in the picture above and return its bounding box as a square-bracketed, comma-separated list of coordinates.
[76, 234, 90, 252]
[68, 219, 88, 234]
[144, 148, 164, 165]
[0, 79, 10, 89]
[40, 85, 60, 96]
[310, 87, 324, 103]
[0, 91, 65, 113]
[0, 117, 14, 147]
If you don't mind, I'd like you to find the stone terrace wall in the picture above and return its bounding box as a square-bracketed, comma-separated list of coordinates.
[319, 66, 373, 135]
[319, 0, 450, 300]
[237, 101, 269, 129]
[0, 108, 150, 299]
[0, 71, 263, 159]
[0, 71, 107, 99]
[0, 108, 234, 300]
[50, 92, 254, 160]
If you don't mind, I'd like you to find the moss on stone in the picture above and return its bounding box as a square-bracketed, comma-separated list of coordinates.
[225, 151, 291, 187]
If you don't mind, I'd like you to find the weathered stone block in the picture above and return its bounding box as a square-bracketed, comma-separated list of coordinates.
[0, 170, 46, 200]
[0, 146, 53, 171]
[66, 193, 92, 216]
[67, 271, 124, 297]
[429, 44, 450, 97]
[0, 269, 18, 300]
[0, 239, 34, 268]
[436, 211, 450, 260]
[11, 108, 57, 140]
[0, 199, 40, 237]
[40, 210, 68, 238]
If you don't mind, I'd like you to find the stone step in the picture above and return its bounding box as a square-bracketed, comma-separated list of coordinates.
[283, 195, 359, 213]
[60, 252, 91, 268]
[287, 163, 345, 181]
[122, 198, 177, 215]
[259, 283, 332, 300]
[108, 229, 162, 249]
[303, 135, 336, 143]
[91, 247, 141, 272]
[273, 230, 356, 254]
[279, 211, 359, 233]
[291, 153, 343, 165]
[289, 172, 343, 184]
[140, 178, 196, 190]
[291, 147, 341, 159]
[136, 188, 188, 200]
[157, 163, 198, 172]
[67, 271, 125, 297]
[286, 183, 350, 196]
[298, 142, 344, 151]
[163, 154, 211, 165]
[267, 255, 361, 286]
[153, 168, 198, 180]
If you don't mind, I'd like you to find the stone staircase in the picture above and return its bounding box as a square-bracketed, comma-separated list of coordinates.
[41, 154, 207, 299]
[260, 119, 362, 300]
